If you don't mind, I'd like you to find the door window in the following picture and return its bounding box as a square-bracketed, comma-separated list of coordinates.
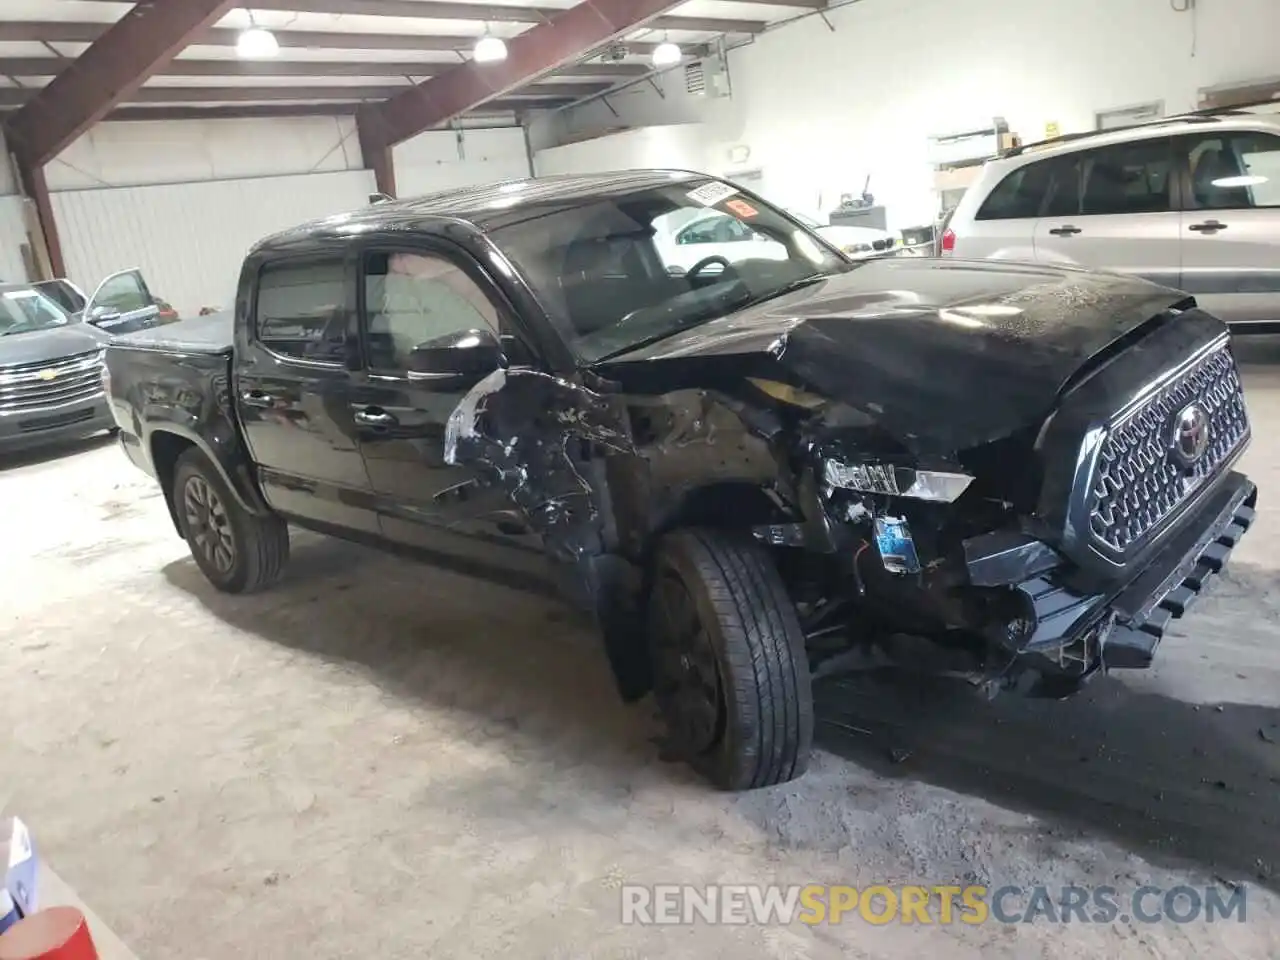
[362, 251, 500, 372]
[1182, 131, 1280, 209]
[1078, 139, 1173, 216]
[92, 271, 150, 314]
[975, 157, 1058, 220]
[256, 259, 349, 364]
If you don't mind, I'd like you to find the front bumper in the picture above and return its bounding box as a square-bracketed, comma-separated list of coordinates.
[0, 391, 114, 453]
[1009, 470, 1257, 670]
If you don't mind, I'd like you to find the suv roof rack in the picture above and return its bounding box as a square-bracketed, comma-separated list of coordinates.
[1000, 112, 1228, 158]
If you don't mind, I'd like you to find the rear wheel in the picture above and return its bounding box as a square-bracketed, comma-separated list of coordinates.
[648, 529, 814, 790]
[173, 448, 289, 593]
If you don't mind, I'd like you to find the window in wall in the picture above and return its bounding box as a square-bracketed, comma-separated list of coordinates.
[974, 158, 1057, 220]
[362, 251, 500, 372]
[256, 259, 349, 364]
[1095, 102, 1164, 130]
[1182, 131, 1280, 209]
[1079, 139, 1174, 216]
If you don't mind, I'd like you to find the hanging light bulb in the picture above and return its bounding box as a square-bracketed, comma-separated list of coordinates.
[651, 39, 681, 67]
[236, 11, 279, 59]
[473, 26, 507, 64]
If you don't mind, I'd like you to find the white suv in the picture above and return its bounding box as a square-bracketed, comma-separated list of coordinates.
[942, 108, 1280, 328]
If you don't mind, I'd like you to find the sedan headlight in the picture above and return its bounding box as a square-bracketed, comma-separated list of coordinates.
[842, 242, 874, 255]
[823, 458, 973, 502]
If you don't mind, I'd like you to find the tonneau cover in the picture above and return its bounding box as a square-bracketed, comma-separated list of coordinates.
[109, 310, 233, 355]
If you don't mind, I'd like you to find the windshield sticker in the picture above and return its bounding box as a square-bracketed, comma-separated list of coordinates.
[687, 181, 739, 207]
[724, 198, 758, 219]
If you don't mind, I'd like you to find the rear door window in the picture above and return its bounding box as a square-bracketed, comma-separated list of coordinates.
[256, 259, 350, 364]
[1181, 131, 1280, 209]
[1078, 139, 1174, 215]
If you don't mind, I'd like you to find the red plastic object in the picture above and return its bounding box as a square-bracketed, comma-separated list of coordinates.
[0, 908, 98, 960]
[940, 227, 957, 254]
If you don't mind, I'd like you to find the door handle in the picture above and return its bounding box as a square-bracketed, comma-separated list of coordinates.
[1189, 220, 1227, 233]
[240, 389, 275, 408]
[353, 407, 398, 428]
[1048, 225, 1082, 236]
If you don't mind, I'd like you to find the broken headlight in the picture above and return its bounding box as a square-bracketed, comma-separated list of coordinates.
[823, 459, 973, 502]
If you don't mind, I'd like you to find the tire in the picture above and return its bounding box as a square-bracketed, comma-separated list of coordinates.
[647, 528, 814, 790]
[173, 448, 289, 593]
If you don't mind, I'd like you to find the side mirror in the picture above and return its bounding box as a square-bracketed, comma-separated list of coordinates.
[89, 305, 121, 325]
[407, 328, 505, 387]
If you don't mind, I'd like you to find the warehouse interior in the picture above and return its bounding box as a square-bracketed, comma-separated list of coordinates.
[2, 0, 1280, 957]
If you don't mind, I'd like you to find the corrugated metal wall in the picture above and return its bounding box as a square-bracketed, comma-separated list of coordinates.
[51, 168, 375, 316]
[394, 127, 530, 198]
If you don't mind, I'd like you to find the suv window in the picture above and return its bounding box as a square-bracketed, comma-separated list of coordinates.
[975, 158, 1057, 220]
[94, 271, 150, 313]
[1183, 131, 1280, 209]
[256, 259, 349, 364]
[1078, 139, 1173, 215]
[362, 251, 500, 372]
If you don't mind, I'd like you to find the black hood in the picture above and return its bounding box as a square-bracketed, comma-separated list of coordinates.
[0, 323, 106, 367]
[596, 258, 1195, 454]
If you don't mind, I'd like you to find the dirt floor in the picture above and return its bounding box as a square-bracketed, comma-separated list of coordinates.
[4, 344, 1280, 958]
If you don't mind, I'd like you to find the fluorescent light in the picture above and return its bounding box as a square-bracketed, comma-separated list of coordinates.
[652, 41, 682, 67]
[474, 35, 508, 63]
[1212, 174, 1268, 188]
[235, 26, 279, 59]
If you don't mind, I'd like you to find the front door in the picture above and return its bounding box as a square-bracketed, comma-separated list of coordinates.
[1176, 130, 1280, 327]
[235, 254, 378, 533]
[83, 269, 163, 334]
[349, 244, 552, 584]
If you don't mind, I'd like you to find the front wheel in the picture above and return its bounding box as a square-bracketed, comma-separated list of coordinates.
[648, 529, 814, 790]
[173, 448, 289, 593]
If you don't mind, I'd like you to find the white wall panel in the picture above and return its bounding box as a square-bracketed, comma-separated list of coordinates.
[51, 169, 375, 316]
[48, 117, 362, 191]
[393, 126, 530, 198]
[534, 125, 708, 177]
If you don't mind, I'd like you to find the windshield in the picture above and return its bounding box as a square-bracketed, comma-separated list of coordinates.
[489, 179, 851, 362]
[0, 288, 71, 336]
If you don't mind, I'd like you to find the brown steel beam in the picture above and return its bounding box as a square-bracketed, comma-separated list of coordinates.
[731, 0, 826, 6]
[0, 23, 708, 58]
[364, 0, 690, 146]
[0, 82, 602, 107]
[3, 1, 238, 165]
[0, 57, 651, 80]
[357, 112, 396, 198]
[70, 0, 767, 34]
[71, 101, 556, 122]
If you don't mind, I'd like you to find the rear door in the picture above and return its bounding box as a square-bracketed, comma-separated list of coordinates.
[348, 242, 554, 583]
[1033, 138, 1182, 288]
[235, 255, 379, 533]
[82, 269, 163, 334]
[1176, 129, 1280, 326]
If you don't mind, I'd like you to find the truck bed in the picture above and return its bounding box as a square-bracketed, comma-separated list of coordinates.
[110, 310, 233, 355]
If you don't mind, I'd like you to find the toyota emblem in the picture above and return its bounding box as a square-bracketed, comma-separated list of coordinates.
[1172, 403, 1212, 466]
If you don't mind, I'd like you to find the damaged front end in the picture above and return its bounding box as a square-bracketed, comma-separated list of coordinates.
[441, 309, 1256, 704]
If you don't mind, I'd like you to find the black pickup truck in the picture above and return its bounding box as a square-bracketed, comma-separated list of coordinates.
[104, 171, 1256, 791]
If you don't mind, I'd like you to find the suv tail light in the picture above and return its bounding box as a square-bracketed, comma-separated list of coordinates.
[940, 228, 956, 255]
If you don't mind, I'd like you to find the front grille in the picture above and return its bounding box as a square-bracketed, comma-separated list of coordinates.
[1088, 341, 1248, 554]
[0, 351, 104, 413]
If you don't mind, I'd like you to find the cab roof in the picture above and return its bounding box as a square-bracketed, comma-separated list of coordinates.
[253, 169, 712, 254]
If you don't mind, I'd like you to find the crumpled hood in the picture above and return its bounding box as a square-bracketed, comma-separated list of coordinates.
[0, 323, 106, 367]
[596, 257, 1198, 454]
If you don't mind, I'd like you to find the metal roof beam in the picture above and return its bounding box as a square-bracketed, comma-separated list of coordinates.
[363, 0, 690, 146]
[2, 0, 237, 165]
[0, 83, 596, 106]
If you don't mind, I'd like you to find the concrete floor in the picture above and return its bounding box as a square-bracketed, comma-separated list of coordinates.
[4, 345, 1280, 958]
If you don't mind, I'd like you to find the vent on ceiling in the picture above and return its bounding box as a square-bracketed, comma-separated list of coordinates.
[685, 60, 706, 96]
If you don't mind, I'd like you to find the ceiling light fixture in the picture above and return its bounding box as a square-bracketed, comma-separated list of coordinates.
[652, 37, 681, 67]
[235, 10, 279, 59]
[474, 24, 507, 63]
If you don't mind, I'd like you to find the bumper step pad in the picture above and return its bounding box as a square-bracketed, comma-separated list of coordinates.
[1105, 493, 1256, 669]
